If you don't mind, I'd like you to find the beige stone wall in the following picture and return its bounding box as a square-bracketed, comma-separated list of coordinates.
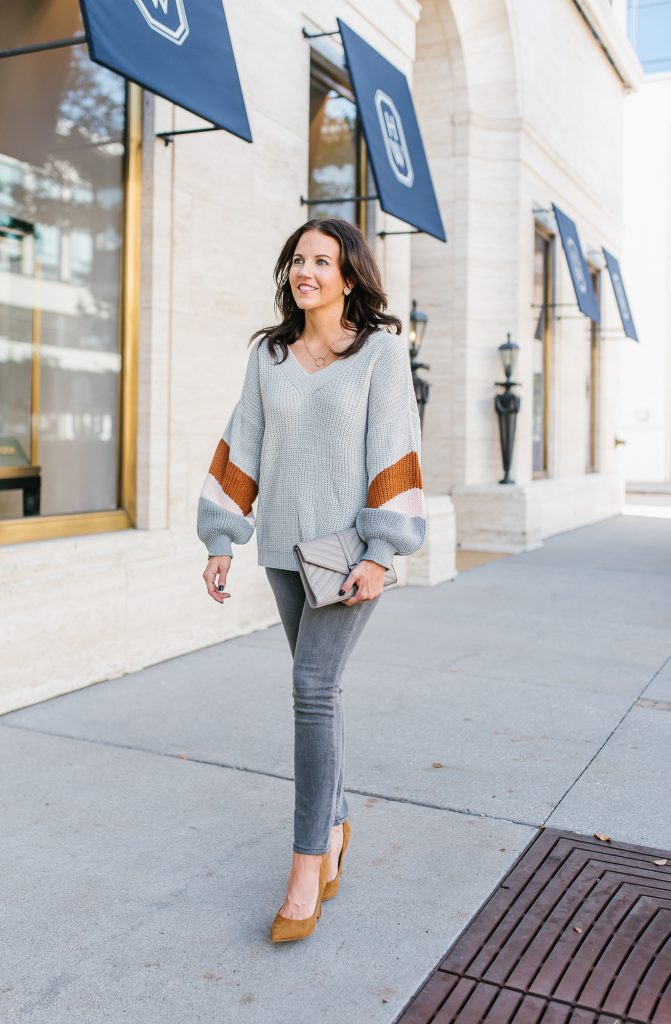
[619, 74, 671, 483]
[414, 0, 632, 496]
[514, 0, 628, 486]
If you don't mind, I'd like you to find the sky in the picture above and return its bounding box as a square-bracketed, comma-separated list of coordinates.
[628, 0, 671, 73]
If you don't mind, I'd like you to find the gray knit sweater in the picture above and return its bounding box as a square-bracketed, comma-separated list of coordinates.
[197, 329, 426, 571]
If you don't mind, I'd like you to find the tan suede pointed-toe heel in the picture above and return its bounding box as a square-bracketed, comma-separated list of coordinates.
[269, 853, 330, 943]
[321, 819, 351, 902]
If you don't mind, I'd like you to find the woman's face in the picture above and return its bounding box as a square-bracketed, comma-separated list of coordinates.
[288, 230, 351, 314]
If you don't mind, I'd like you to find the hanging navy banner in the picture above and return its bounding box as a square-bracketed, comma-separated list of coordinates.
[603, 248, 639, 341]
[551, 204, 599, 323]
[337, 19, 446, 243]
[79, 0, 252, 142]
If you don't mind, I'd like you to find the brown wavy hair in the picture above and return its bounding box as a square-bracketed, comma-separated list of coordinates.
[249, 218, 401, 362]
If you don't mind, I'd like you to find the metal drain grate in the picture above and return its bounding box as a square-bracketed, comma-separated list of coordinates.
[397, 828, 671, 1024]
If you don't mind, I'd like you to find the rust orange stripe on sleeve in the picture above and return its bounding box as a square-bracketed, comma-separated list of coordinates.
[367, 451, 423, 509]
[208, 439, 258, 516]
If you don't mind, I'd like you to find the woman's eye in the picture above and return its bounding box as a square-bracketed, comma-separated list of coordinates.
[317, 258, 327, 265]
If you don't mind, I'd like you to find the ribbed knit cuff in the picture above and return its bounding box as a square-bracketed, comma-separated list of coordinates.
[362, 537, 397, 570]
[206, 535, 233, 558]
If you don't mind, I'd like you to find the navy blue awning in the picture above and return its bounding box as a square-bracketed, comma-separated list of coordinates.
[552, 204, 600, 323]
[79, 0, 251, 142]
[337, 19, 446, 242]
[603, 248, 639, 341]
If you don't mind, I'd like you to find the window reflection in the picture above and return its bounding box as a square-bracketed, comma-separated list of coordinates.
[309, 71, 358, 224]
[0, 1, 126, 520]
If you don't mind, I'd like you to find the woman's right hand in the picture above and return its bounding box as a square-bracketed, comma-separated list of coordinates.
[203, 555, 232, 603]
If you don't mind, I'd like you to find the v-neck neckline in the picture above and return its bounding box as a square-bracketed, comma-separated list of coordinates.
[281, 338, 369, 392]
[287, 345, 332, 376]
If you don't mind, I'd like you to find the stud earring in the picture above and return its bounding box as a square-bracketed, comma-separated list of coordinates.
[344, 287, 352, 296]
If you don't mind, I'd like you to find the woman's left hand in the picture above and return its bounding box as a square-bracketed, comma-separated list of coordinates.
[339, 559, 387, 605]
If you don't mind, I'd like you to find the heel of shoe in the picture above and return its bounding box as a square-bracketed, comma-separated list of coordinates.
[321, 819, 351, 902]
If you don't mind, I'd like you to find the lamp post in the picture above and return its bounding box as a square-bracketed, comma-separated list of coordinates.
[409, 299, 430, 430]
[494, 332, 521, 485]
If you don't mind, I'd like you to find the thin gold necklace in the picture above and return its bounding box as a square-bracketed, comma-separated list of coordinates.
[301, 333, 352, 369]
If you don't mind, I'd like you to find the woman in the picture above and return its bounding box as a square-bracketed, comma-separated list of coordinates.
[197, 218, 426, 943]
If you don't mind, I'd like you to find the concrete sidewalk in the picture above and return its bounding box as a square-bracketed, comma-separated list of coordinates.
[2, 512, 671, 1024]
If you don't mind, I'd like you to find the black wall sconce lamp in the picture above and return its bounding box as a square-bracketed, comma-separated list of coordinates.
[495, 332, 521, 484]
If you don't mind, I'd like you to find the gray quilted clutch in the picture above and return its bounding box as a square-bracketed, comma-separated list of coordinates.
[293, 526, 398, 609]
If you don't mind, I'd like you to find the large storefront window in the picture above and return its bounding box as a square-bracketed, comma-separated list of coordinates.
[0, 2, 136, 536]
[532, 231, 552, 476]
[308, 52, 375, 238]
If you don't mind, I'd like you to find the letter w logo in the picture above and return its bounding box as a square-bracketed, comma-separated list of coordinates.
[133, 0, 189, 45]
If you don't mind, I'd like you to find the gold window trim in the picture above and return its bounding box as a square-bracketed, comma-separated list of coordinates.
[587, 269, 601, 473]
[532, 226, 553, 480]
[0, 82, 142, 547]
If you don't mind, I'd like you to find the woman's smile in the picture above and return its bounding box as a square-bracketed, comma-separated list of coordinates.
[288, 229, 353, 310]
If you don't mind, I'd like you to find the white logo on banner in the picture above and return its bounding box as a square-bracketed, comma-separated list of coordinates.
[374, 89, 414, 188]
[612, 272, 631, 321]
[133, 0, 189, 45]
[566, 237, 587, 294]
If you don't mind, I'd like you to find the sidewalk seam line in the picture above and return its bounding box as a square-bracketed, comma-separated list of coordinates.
[0, 720, 539, 831]
[541, 650, 671, 826]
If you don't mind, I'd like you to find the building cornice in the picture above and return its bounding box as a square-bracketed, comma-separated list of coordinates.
[571, 0, 644, 91]
[394, 0, 422, 23]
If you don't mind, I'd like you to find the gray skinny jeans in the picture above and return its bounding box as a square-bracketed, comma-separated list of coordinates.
[265, 567, 381, 855]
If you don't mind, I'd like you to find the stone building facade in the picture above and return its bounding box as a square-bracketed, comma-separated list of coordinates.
[0, 0, 639, 711]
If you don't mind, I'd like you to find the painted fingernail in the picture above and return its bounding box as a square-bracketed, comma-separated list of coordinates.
[338, 588, 345, 595]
